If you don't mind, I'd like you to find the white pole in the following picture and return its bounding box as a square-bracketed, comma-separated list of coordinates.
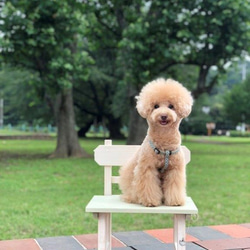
[0, 98, 3, 128]
[242, 61, 246, 81]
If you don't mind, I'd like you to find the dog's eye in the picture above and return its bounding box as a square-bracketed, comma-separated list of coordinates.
[154, 104, 159, 109]
[168, 104, 174, 109]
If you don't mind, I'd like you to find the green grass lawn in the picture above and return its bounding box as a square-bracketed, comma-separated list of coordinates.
[0, 136, 249, 240]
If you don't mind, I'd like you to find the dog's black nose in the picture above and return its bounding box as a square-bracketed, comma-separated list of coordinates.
[161, 116, 167, 121]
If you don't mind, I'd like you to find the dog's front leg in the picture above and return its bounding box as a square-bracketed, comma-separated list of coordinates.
[162, 166, 186, 206]
[133, 165, 162, 207]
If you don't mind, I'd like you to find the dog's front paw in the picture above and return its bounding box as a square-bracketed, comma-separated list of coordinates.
[139, 197, 162, 207]
[164, 200, 184, 206]
[164, 196, 185, 206]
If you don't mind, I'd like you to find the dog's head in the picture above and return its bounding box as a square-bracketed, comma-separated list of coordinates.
[136, 78, 193, 127]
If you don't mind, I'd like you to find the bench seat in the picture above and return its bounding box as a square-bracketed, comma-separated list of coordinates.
[86, 195, 198, 214]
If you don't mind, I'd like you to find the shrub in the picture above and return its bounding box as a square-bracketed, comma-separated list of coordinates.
[230, 130, 250, 137]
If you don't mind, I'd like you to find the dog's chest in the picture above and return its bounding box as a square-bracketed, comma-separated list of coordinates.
[158, 156, 165, 168]
[157, 168, 167, 190]
[156, 155, 168, 172]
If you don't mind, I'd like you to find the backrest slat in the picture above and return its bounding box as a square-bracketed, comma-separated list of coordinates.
[95, 144, 190, 166]
[94, 145, 141, 166]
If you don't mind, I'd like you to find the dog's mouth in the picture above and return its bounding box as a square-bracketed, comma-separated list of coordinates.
[160, 120, 170, 126]
[159, 116, 170, 126]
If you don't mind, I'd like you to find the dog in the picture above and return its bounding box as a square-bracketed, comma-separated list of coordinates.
[119, 78, 193, 207]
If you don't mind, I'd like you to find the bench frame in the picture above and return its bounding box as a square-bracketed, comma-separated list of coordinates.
[86, 140, 198, 250]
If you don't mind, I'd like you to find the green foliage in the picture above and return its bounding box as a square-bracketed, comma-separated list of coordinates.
[0, 65, 52, 125]
[166, 64, 199, 90]
[181, 94, 212, 135]
[76, 2, 138, 133]
[117, 0, 250, 92]
[0, 0, 94, 146]
[1, 0, 250, 138]
[180, 92, 227, 135]
[223, 75, 250, 125]
[230, 130, 250, 137]
[181, 0, 250, 63]
[0, 0, 91, 93]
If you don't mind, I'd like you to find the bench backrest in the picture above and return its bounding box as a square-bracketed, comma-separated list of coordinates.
[94, 140, 190, 195]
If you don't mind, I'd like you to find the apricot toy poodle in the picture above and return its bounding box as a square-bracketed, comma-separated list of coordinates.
[119, 78, 193, 207]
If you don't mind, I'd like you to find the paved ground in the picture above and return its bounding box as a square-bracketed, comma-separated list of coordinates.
[0, 223, 250, 250]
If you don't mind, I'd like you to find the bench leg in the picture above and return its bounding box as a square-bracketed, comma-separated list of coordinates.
[173, 214, 186, 250]
[98, 213, 112, 250]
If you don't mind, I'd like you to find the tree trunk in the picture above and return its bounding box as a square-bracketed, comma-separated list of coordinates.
[192, 65, 210, 99]
[78, 120, 93, 138]
[126, 105, 148, 145]
[50, 88, 88, 158]
[106, 115, 125, 139]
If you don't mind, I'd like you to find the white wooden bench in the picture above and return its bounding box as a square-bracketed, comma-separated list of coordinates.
[86, 140, 198, 250]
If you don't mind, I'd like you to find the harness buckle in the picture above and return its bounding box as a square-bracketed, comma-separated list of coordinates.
[154, 148, 160, 154]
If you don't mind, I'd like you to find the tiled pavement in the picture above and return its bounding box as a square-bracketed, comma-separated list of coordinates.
[0, 223, 250, 250]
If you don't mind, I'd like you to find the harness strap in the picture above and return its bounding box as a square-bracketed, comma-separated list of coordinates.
[149, 140, 180, 173]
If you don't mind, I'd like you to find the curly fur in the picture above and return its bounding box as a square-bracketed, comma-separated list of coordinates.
[119, 78, 193, 207]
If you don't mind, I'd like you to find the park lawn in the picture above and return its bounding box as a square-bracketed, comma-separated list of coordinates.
[0, 137, 249, 240]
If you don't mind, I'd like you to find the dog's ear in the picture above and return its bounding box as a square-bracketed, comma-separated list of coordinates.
[179, 103, 192, 118]
[136, 95, 149, 118]
[177, 94, 193, 118]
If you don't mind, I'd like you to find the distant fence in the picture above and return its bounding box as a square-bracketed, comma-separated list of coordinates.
[1, 124, 57, 133]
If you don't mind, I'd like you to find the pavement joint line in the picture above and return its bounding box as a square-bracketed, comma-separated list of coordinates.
[72, 236, 87, 250]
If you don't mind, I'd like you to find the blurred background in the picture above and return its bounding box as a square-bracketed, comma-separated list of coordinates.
[0, 0, 249, 156]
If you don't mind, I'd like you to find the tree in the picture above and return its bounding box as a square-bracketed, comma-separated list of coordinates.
[81, 1, 140, 139]
[224, 75, 250, 125]
[82, 0, 250, 143]
[0, 0, 89, 157]
[73, 59, 125, 139]
[117, 0, 250, 143]
[178, 0, 250, 98]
